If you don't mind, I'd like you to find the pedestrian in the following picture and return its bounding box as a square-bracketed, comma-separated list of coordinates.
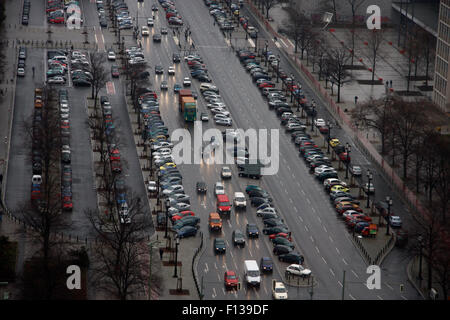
[389, 80, 392, 88]
[32, 66, 35, 78]
[159, 247, 164, 260]
[213, 20, 216, 26]
[0, 89, 3, 96]
[385, 81, 388, 88]
[354, 96, 358, 105]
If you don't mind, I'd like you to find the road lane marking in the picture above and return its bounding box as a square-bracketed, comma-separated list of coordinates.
[218, 274, 221, 281]
[301, 190, 306, 195]
[249, 250, 253, 257]
[106, 81, 116, 95]
[312, 207, 316, 213]
[317, 216, 322, 223]
[336, 247, 340, 254]
[330, 268, 335, 276]
[310, 236, 314, 242]
[230, 250, 234, 258]
[279, 38, 287, 47]
[294, 207, 298, 213]
[401, 295, 407, 300]
[377, 295, 383, 300]
[342, 258, 348, 265]
[385, 283, 393, 290]
[222, 288, 226, 295]
[255, 242, 259, 249]
[338, 281, 343, 287]
[315, 246, 320, 253]
[212, 288, 217, 298]
[322, 257, 327, 264]
[297, 182, 301, 187]
[275, 41, 281, 48]
[214, 262, 218, 269]
[287, 165, 291, 171]
[351, 270, 359, 278]
[329, 235, 334, 242]
[305, 225, 309, 232]
[306, 198, 311, 204]
[349, 294, 356, 300]
[323, 226, 328, 232]
[289, 198, 293, 204]
[234, 260, 238, 270]
[298, 216, 303, 222]
[204, 263, 209, 273]
[287, 39, 295, 48]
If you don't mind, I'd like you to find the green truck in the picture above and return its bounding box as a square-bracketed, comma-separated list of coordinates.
[237, 163, 263, 179]
[179, 89, 197, 122]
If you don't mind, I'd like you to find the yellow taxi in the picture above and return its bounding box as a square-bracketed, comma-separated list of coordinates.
[160, 163, 176, 171]
[330, 185, 349, 193]
[329, 138, 340, 147]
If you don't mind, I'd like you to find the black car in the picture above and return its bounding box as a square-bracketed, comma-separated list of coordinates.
[246, 223, 259, 238]
[248, 190, 271, 199]
[153, 34, 162, 42]
[173, 53, 181, 63]
[278, 252, 304, 264]
[214, 238, 226, 254]
[152, 4, 158, 11]
[196, 181, 207, 193]
[250, 197, 271, 207]
[263, 218, 286, 228]
[263, 226, 289, 235]
[100, 18, 108, 28]
[260, 257, 273, 273]
[155, 65, 164, 74]
[232, 229, 246, 247]
[197, 74, 212, 82]
[273, 244, 293, 256]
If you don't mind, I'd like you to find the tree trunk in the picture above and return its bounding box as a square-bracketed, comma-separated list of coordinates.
[425, 46, 430, 87]
[403, 152, 408, 179]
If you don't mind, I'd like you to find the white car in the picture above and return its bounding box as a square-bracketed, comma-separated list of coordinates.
[147, 18, 154, 26]
[221, 166, 232, 179]
[183, 77, 191, 86]
[47, 76, 65, 84]
[342, 210, 361, 219]
[323, 178, 347, 188]
[314, 118, 326, 127]
[234, 192, 247, 208]
[350, 165, 362, 176]
[214, 181, 225, 195]
[214, 113, 231, 121]
[364, 182, 375, 194]
[119, 203, 131, 224]
[314, 166, 335, 176]
[207, 102, 226, 109]
[286, 264, 311, 277]
[272, 281, 288, 300]
[107, 50, 116, 61]
[215, 118, 232, 126]
[168, 66, 175, 75]
[17, 67, 25, 76]
[147, 180, 157, 193]
[141, 26, 150, 36]
[256, 207, 277, 216]
[210, 107, 229, 115]
[152, 141, 173, 150]
[389, 216, 402, 227]
[162, 185, 184, 196]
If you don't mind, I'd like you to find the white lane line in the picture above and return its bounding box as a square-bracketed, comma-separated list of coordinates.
[298, 216, 303, 222]
[287, 39, 295, 48]
[330, 268, 335, 276]
[385, 283, 393, 290]
[322, 257, 327, 264]
[377, 295, 383, 300]
[218, 274, 221, 281]
[305, 225, 309, 232]
[234, 260, 238, 270]
[230, 250, 234, 258]
[275, 41, 281, 48]
[342, 258, 348, 265]
[337, 281, 343, 287]
[336, 247, 340, 254]
[301, 190, 306, 195]
[227, 220, 232, 228]
[249, 250, 253, 257]
[287, 165, 291, 171]
[349, 294, 356, 300]
[212, 287, 217, 298]
[214, 262, 218, 270]
[315, 246, 320, 253]
[279, 38, 287, 47]
[222, 288, 226, 295]
[401, 295, 407, 300]
[310, 235, 314, 242]
[204, 263, 209, 273]
[255, 242, 259, 249]
[317, 216, 322, 223]
[351, 270, 359, 278]
[294, 207, 298, 213]
[306, 198, 311, 204]
[297, 182, 301, 187]
[289, 198, 293, 204]
[312, 207, 316, 213]
[323, 226, 328, 233]
[329, 235, 334, 242]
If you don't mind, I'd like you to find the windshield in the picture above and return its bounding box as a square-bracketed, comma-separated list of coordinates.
[236, 197, 245, 201]
[248, 271, 259, 277]
[211, 219, 221, 223]
[227, 274, 236, 280]
[219, 202, 230, 207]
[275, 288, 286, 293]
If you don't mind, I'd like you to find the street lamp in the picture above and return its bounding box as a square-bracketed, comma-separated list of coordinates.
[345, 143, 351, 179]
[264, 40, 268, 66]
[173, 237, 180, 278]
[276, 55, 280, 83]
[386, 196, 392, 235]
[418, 236, 423, 280]
[164, 198, 170, 238]
[366, 170, 373, 208]
[156, 171, 161, 207]
[327, 121, 332, 154]
[310, 103, 316, 132]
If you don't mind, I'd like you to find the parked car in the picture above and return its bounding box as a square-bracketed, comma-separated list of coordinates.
[176, 226, 197, 238]
[286, 264, 311, 277]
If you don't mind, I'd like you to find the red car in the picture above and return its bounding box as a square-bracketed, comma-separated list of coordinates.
[166, 11, 178, 19]
[109, 148, 121, 161]
[62, 196, 73, 211]
[48, 17, 65, 24]
[339, 152, 351, 163]
[268, 232, 292, 241]
[258, 82, 275, 89]
[344, 214, 372, 223]
[224, 270, 238, 289]
[171, 211, 195, 222]
[318, 126, 329, 134]
[110, 160, 122, 173]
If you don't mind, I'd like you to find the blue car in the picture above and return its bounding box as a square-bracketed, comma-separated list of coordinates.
[116, 193, 126, 204]
[260, 256, 273, 272]
[176, 226, 197, 238]
[174, 83, 182, 93]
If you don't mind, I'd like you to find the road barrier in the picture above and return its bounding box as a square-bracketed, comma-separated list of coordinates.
[191, 230, 204, 300]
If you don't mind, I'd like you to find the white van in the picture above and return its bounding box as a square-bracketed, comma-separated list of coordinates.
[244, 260, 261, 287]
[32, 175, 42, 185]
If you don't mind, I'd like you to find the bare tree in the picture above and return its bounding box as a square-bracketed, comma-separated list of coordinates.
[390, 99, 425, 179]
[85, 191, 160, 300]
[280, 8, 312, 57]
[364, 29, 384, 83]
[262, 0, 278, 19]
[326, 47, 351, 103]
[89, 51, 109, 116]
[433, 134, 450, 223]
[346, 0, 366, 67]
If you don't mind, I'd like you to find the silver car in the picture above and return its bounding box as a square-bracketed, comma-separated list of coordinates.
[351, 165, 362, 176]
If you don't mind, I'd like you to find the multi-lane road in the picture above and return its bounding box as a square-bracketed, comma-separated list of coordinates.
[3, 0, 422, 300]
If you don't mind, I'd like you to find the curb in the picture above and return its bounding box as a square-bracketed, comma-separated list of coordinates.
[406, 256, 426, 300]
[375, 231, 396, 266]
[192, 230, 205, 299]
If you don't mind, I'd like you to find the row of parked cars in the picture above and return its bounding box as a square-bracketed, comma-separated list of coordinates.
[46, 50, 69, 85]
[31, 88, 44, 203]
[21, 0, 30, 25]
[96, 0, 108, 28]
[205, 0, 235, 31]
[17, 47, 27, 77]
[59, 89, 73, 211]
[111, 0, 133, 30]
[99, 96, 130, 223]
[158, 0, 183, 26]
